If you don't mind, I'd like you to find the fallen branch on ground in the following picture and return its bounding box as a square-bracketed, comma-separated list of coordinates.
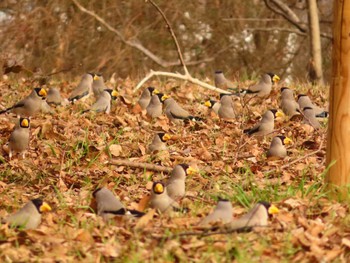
[109, 159, 172, 173]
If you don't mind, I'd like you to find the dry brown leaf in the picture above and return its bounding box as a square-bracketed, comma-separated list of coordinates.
[135, 208, 155, 230]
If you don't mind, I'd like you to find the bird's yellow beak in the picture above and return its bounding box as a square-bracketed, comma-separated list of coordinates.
[275, 110, 285, 118]
[283, 137, 293, 145]
[93, 75, 100, 81]
[161, 95, 170, 101]
[21, 118, 29, 128]
[186, 166, 197, 176]
[162, 133, 172, 141]
[204, 101, 212, 108]
[272, 75, 280, 83]
[154, 183, 164, 194]
[268, 204, 279, 215]
[39, 88, 47, 97]
[111, 90, 119, 97]
[39, 202, 52, 213]
[153, 89, 160, 95]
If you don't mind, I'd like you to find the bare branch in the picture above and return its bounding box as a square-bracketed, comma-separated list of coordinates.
[109, 159, 173, 173]
[147, 0, 188, 75]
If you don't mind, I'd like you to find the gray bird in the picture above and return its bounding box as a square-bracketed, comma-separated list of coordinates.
[3, 198, 51, 230]
[138, 87, 160, 110]
[199, 198, 233, 226]
[223, 201, 279, 231]
[149, 182, 179, 213]
[47, 87, 64, 106]
[163, 98, 202, 123]
[280, 87, 300, 117]
[68, 73, 94, 102]
[267, 136, 292, 159]
[148, 133, 171, 153]
[204, 100, 220, 115]
[92, 74, 107, 98]
[240, 73, 280, 97]
[8, 117, 30, 160]
[217, 94, 235, 119]
[146, 93, 168, 118]
[244, 109, 283, 136]
[0, 87, 47, 117]
[215, 70, 236, 90]
[302, 107, 321, 129]
[92, 187, 143, 221]
[166, 164, 196, 200]
[83, 89, 118, 114]
[298, 94, 328, 117]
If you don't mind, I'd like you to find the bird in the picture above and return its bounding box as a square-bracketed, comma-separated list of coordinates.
[297, 94, 328, 117]
[82, 89, 118, 114]
[8, 117, 30, 160]
[217, 94, 235, 119]
[163, 97, 203, 123]
[204, 100, 220, 115]
[0, 87, 47, 117]
[68, 73, 94, 102]
[92, 73, 107, 98]
[148, 132, 171, 153]
[267, 136, 293, 159]
[223, 201, 279, 232]
[146, 93, 168, 118]
[166, 164, 196, 200]
[238, 73, 280, 97]
[199, 198, 233, 226]
[302, 107, 321, 129]
[92, 187, 144, 221]
[149, 182, 179, 213]
[280, 87, 300, 117]
[46, 87, 65, 106]
[244, 109, 283, 136]
[2, 198, 52, 229]
[214, 70, 237, 90]
[138, 87, 160, 110]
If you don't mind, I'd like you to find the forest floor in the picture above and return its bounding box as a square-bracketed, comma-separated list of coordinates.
[0, 75, 349, 262]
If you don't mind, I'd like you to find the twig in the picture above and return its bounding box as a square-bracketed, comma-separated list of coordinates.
[108, 159, 172, 173]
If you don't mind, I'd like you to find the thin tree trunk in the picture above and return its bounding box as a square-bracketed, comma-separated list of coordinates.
[307, 0, 324, 85]
[326, 0, 350, 196]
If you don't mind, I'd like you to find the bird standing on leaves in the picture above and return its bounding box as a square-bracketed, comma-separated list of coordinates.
[217, 94, 235, 119]
[148, 133, 172, 153]
[166, 164, 196, 200]
[46, 87, 65, 106]
[92, 74, 107, 98]
[92, 187, 144, 221]
[244, 109, 283, 136]
[267, 136, 292, 159]
[146, 93, 168, 118]
[298, 94, 328, 117]
[302, 107, 321, 129]
[239, 73, 280, 97]
[8, 117, 30, 160]
[3, 198, 51, 229]
[223, 201, 279, 231]
[138, 87, 160, 110]
[0, 87, 47, 117]
[214, 70, 236, 90]
[149, 182, 179, 213]
[199, 198, 233, 226]
[280, 87, 300, 117]
[68, 73, 93, 102]
[83, 89, 118, 114]
[163, 97, 202, 123]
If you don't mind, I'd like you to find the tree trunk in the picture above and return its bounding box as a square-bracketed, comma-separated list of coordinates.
[307, 0, 324, 85]
[326, 0, 350, 196]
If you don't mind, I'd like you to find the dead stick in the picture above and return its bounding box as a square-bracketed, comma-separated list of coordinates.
[109, 159, 172, 173]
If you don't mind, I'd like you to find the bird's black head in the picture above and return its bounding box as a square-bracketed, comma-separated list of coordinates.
[179, 163, 189, 172]
[218, 197, 229, 202]
[104, 89, 119, 100]
[147, 87, 155, 94]
[215, 70, 223, 74]
[269, 109, 278, 117]
[297, 94, 307, 100]
[152, 182, 165, 195]
[31, 198, 44, 213]
[87, 72, 94, 77]
[280, 87, 289, 92]
[258, 201, 271, 210]
[267, 72, 275, 79]
[34, 87, 47, 99]
[277, 135, 286, 145]
[19, 117, 30, 128]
